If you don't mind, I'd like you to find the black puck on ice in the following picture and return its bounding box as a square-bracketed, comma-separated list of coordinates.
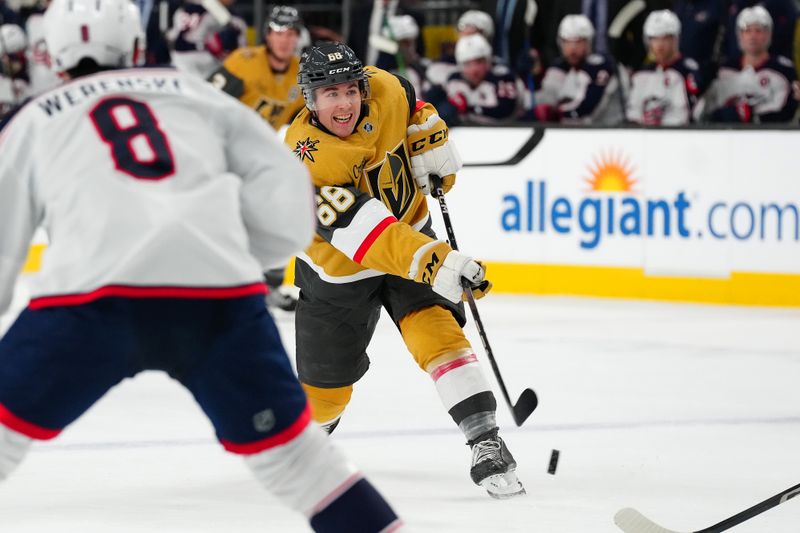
[547, 449, 560, 475]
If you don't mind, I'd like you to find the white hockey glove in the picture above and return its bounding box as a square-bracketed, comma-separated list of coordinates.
[406, 114, 462, 195]
[432, 251, 492, 303]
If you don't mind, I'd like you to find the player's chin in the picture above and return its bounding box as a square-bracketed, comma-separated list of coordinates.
[330, 117, 356, 137]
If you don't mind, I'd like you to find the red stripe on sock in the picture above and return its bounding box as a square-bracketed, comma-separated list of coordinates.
[430, 353, 478, 382]
[0, 403, 61, 440]
[220, 404, 311, 455]
[310, 472, 364, 516]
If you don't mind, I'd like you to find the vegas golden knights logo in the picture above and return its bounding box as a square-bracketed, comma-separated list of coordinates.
[366, 143, 415, 219]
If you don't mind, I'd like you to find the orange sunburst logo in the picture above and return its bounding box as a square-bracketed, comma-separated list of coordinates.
[585, 151, 637, 192]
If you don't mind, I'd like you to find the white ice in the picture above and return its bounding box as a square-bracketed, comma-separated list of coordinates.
[1, 282, 799, 532]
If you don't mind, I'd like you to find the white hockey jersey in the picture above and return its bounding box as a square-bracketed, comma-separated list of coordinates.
[25, 13, 63, 96]
[537, 53, 624, 125]
[626, 57, 703, 126]
[0, 68, 315, 315]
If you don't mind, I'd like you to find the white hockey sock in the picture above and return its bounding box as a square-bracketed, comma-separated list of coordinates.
[243, 422, 361, 516]
[0, 424, 33, 481]
[428, 352, 497, 439]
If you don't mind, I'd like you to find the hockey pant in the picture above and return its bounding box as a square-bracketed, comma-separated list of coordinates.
[304, 305, 497, 441]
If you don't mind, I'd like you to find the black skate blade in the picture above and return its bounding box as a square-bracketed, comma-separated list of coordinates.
[511, 388, 538, 426]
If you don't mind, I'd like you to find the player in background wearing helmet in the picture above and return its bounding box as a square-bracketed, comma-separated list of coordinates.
[426, 9, 497, 93]
[375, 14, 430, 98]
[707, 6, 798, 123]
[0, 23, 28, 117]
[444, 33, 525, 124]
[0, 1, 404, 530]
[167, 0, 247, 78]
[533, 14, 624, 125]
[721, 0, 797, 65]
[286, 41, 525, 500]
[208, 4, 307, 312]
[22, 0, 63, 97]
[626, 10, 705, 126]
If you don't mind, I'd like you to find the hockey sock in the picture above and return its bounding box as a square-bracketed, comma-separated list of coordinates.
[0, 424, 33, 481]
[428, 351, 498, 441]
[309, 477, 402, 533]
[243, 422, 359, 514]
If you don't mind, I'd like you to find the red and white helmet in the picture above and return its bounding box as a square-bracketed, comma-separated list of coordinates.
[455, 33, 492, 65]
[644, 10, 681, 39]
[558, 14, 595, 42]
[457, 10, 494, 40]
[43, 0, 145, 73]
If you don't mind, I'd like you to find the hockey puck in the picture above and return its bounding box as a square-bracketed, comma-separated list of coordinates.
[547, 449, 560, 475]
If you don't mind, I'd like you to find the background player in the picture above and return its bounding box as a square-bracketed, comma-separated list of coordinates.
[285, 41, 525, 499]
[167, 0, 246, 78]
[208, 4, 306, 311]
[0, 1, 403, 530]
[626, 10, 704, 126]
[706, 6, 798, 123]
[533, 14, 624, 125]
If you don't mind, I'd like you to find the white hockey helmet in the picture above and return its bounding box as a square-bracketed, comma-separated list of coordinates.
[558, 14, 595, 42]
[0, 24, 27, 56]
[43, 0, 144, 73]
[457, 10, 494, 40]
[384, 15, 419, 42]
[455, 33, 492, 65]
[644, 10, 681, 39]
[737, 5, 773, 31]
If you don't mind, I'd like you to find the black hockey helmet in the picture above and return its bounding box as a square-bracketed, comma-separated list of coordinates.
[264, 5, 304, 35]
[297, 42, 370, 111]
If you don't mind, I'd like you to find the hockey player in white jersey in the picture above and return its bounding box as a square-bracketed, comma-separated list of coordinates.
[0, 0, 404, 531]
[534, 14, 624, 125]
[707, 6, 798, 123]
[627, 10, 704, 126]
[167, 0, 247, 78]
[24, 0, 63, 96]
[444, 33, 525, 124]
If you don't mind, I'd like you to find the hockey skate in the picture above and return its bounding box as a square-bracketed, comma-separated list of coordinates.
[468, 429, 525, 499]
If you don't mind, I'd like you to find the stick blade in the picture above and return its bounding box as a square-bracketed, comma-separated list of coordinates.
[614, 508, 685, 533]
[511, 388, 538, 426]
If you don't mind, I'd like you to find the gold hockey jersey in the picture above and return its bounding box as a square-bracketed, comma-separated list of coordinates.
[209, 45, 304, 130]
[285, 67, 453, 283]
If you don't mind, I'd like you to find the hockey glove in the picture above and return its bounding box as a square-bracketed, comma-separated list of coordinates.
[407, 114, 462, 196]
[411, 244, 491, 304]
[735, 98, 752, 123]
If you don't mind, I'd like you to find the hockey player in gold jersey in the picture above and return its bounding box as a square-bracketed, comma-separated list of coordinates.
[285, 42, 525, 499]
[208, 5, 306, 310]
[209, 5, 305, 129]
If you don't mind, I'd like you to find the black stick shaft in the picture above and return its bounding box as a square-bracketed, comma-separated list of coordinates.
[698, 481, 800, 533]
[430, 183, 518, 418]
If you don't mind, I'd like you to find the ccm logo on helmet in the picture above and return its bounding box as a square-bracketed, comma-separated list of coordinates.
[328, 67, 351, 74]
[410, 128, 448, 152]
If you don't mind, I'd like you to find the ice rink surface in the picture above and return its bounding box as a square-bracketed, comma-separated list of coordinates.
[1, 286, 799, 532]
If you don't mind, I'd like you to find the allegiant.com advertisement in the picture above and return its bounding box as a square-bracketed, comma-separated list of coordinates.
[447, 128, 800, 276]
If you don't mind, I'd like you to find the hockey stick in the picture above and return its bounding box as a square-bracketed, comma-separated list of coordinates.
[430, 177, 538, 426]
[614, 481, 800, 533]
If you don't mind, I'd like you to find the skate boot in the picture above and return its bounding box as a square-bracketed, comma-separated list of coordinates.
[468, 428, 525, 499]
